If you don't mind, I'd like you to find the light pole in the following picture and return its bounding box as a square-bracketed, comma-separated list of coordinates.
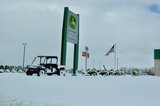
[22, 43, 27, 70]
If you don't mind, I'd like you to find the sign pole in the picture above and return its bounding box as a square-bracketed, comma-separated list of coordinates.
[83, 46, 89, 72]
[60, 7, 68, 66]
[85, 55, 87, 72]
[73, 43, 79, 75]
[73, 14, 79, 75]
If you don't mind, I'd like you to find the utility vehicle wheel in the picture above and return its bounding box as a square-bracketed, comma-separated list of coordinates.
[26, 71, 30, 75]
[56, 69, 60, 76]
[26, 70, 33, 76]
[37, 70, 45, 76]
[104, 74, 107, 76]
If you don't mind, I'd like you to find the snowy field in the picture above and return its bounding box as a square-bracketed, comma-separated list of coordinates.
[0, 73, 160, 106]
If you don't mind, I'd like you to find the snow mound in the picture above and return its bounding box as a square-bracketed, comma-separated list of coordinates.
[0, 95, 83, 106]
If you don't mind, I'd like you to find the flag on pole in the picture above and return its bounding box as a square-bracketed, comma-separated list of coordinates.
[105, 44, 115, 56]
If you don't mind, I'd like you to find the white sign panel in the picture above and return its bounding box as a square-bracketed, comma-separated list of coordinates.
[67, 10, 79, 44]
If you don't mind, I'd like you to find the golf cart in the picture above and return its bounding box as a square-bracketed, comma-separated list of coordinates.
[26, 56, 64, 76]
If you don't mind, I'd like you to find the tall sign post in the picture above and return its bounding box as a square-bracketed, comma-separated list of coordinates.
[82, 46, 89, 72]
[60, 7, 79, 75]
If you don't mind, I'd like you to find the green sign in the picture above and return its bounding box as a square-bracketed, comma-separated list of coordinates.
[154, 49, 160, 59]
[67, 10, 79, 44]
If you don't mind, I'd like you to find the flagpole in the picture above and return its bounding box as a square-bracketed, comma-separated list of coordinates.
[114, 44, 116, 70]
[105, 44, 116, 70]
[117, 58, 119, 70]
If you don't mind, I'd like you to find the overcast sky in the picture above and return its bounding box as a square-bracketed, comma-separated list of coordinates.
[0, 0, 160, 70]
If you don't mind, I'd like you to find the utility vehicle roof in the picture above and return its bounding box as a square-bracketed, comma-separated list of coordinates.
[37, 56, 58, 59]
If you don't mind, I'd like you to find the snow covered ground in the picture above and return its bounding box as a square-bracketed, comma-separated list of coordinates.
[0, 73, 160, 106]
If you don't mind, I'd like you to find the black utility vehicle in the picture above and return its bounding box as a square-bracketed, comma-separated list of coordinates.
[26, 56, 64, 76]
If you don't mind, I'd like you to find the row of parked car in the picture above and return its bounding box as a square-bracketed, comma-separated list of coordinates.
[0, 69, 24, 73]
[85, 69, 125, 76]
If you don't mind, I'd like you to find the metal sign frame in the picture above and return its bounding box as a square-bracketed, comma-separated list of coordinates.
[60, 7, 79, 75]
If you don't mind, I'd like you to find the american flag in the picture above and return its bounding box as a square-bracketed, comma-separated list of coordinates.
[105, 44, 115, 56]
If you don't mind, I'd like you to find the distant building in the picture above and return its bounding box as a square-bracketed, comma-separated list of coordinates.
[154, 49, 160, 76]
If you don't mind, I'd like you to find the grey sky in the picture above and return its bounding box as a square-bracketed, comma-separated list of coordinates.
[0, 0, 160, 70]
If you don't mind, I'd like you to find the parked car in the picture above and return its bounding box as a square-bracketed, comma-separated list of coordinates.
[99, 70, 109, 76]
[87, 69, 97, 76]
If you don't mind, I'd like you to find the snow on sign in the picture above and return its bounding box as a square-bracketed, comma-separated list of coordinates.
[67, 10, 79, 44]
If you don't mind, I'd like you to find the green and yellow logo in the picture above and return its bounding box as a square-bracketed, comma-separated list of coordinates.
[69, 15, 76, 30]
